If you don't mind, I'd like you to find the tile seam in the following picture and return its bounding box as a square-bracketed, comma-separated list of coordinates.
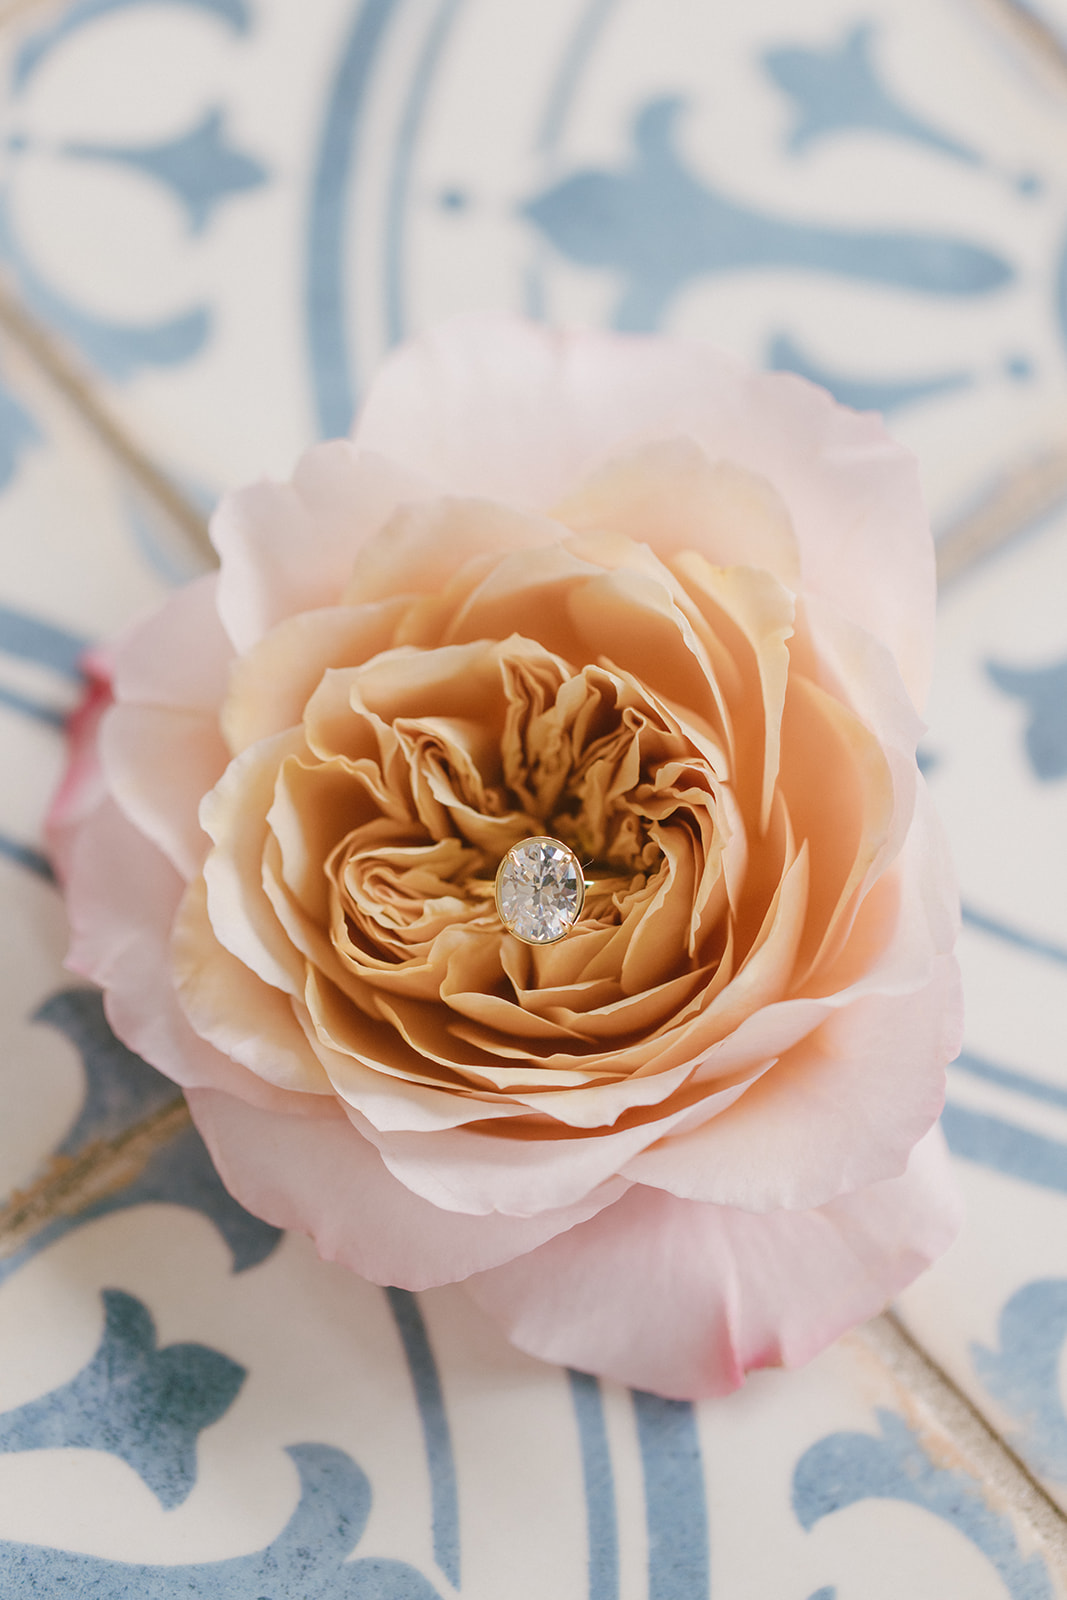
[851, 1310, 1067, 1573]
[0, 1095, 191, 1256]
[0, 0, 66, 30]
[965, 0, 1067, 95]
[0, 276, 215, 570]
[936, 446, 1067, 591]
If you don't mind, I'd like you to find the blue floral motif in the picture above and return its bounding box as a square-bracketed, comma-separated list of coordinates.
[0, 1289, 245, 1509]
[1, 0, 269, 382]
[569, 1371, 619, 1600]
[13, 0, 250, 91]
[0, 599, 84, 730]
[793, 1409, 1054, 1600]
[37, 988, 180, 1153]
[385, 1288, 459, 1589]
[767, 330, 972, 416]
[941, 1102, 1067, 1198]
[64, 108, 268, 236]
[973, 1281, 1067, 1482]
[763, 21, 982, 164]
[987, 656, 1067, 782]
[631, 1391, 710, 1600]
[0, 1122, 283, 1286]
[0, 370, 41, 488]
[0, 600, 88, 679]
[522, 96, 1013, 333]
[0, 834, 53, 879]
[0, 1442, 445, 1597]
[0, 987, 283, 1283]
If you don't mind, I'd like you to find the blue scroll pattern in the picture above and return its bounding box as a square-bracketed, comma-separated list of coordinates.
[1, 0, 1066, 1593]
[794, 1409, 1055, 1600]
[0, 1288, 245, 1509]
[973, 1281, 1067, 1484]
[0, 0, 269, 422]
[0, 1442, 446, 1598]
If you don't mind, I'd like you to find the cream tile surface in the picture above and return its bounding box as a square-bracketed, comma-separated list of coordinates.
[0, 341, 190, 1209]
[1, 0, 1067, 1595]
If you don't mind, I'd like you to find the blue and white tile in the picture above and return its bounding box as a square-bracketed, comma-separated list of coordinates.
[0, 339, 192, 1205]
[897, 499, 1067, 1509]
[2, 0, 1067, 536]
[0, 1186, 1063, 1598]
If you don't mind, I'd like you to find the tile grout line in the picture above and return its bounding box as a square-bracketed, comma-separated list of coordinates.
[966, 0, 1067, 95]
[0, 0, 64, 28]
[936, 445, 1067, 592]
[853, 1310, 1067, 1565]
[0, 224, 1060, 597]
[0, 1096, 191, 1258]
[0, 275, 216, 571]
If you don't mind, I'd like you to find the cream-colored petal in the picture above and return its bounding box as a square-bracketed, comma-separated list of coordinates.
[212, 444, 432, 651]
[556, 438, 801, 589]
[779, 675, 894, 986]
[673, 555, 795, 834]
[200, 730, 307, 994]
[173, 877, 333, 1095]
[221, 600, 407, 754]
[341, 494, 569, 607]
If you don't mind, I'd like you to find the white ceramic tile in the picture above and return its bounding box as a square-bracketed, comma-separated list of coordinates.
[2, 0, 1067, 1587]
[0, 1193, 1062, 1598]
[1, 0, 1067, 532]
[0, 341, 190, 1205]
[895, 501, 1067, 1510]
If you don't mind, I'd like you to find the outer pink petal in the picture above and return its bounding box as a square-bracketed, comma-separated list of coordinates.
[111, 572, 233, 712]
[349, 1070, 759, 1220]
[187, 1086, 629, 1290]
[211, 444, 431, 653]
[100, 704, 228, 881]
[64, 796, 316, 1116]
[623, 954, 961, 1211]
[465, 1125, 961, 1399]
[46, 646, 114, 883]
[354, 314, 934, 708]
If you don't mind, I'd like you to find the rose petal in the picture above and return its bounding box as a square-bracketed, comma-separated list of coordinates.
[187, 1086, 630, 1290]
[212, 444, 431, 652]
[348, 1070, 768, 1219]
[354, 316, 934, 705]
[173, 877, 334, 1096]
[200, 729, 309, 995]
[46, 646, 114, 883]
[556, 440, 802, 593]
[101, 703, 228, 881]
[622, 953, 961, 1210]
[64, 797, 312, 1113]
[465, 1125, 961, 1398]
[221, 601, 409, 754]
[111, 573, 233, 711]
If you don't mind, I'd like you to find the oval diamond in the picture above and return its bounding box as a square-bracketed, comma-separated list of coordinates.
[495, 837, 584, 944]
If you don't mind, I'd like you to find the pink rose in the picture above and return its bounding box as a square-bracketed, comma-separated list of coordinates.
[52, 316, 962, 1399]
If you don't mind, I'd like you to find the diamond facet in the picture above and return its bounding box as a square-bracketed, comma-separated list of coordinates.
[495, 837, 584, 944]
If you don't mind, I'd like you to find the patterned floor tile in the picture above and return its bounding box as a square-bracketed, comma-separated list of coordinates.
[0, 1192, 1063, 1598]
[1, 0, 1067, 533]
[2, 0, 1067, 1589]
[896, 500, 1067, 1512]
[0, 338, 195, 1207]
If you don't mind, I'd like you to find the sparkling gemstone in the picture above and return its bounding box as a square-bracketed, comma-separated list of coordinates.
[496, 837, 584, 944]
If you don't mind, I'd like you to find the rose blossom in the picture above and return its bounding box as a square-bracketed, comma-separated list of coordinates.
[50, 315, 962, 1399]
